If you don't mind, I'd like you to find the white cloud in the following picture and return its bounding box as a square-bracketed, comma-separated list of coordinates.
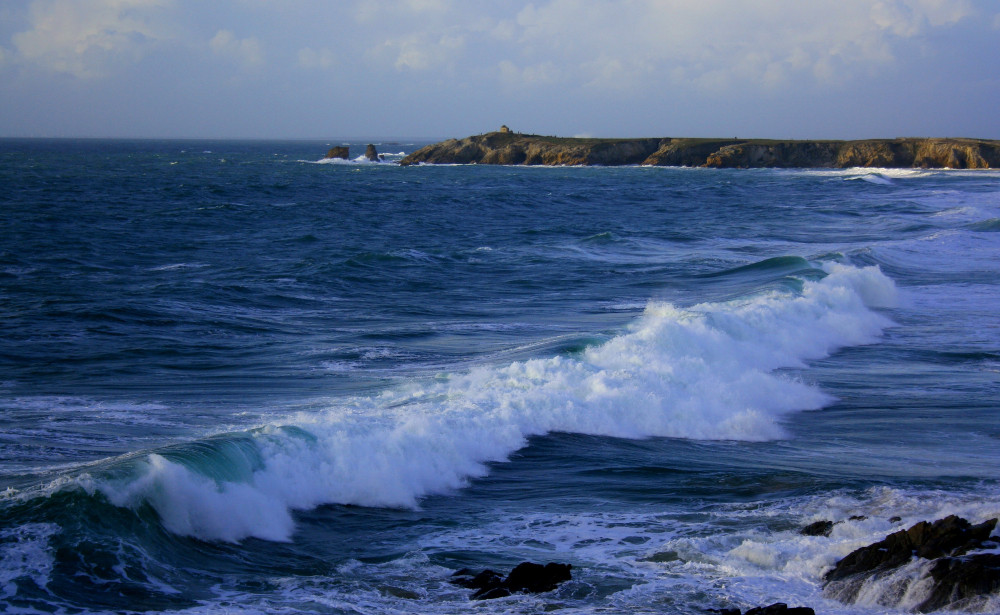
[581, 55, 645, 91]
[402, 0, 450, 12]
[499, 60, 560, 86]
[491, 19, 517, 41]
[384, 32, 464, 71]
[870, 0, 971, 36]
[297, 47, 335, 70]
[11, 0, 171, 78]
[355, 0, 452, 23]
[210, 29, 263, 67]
[2, 0, 991, 139]
[502, 0, 976, 92]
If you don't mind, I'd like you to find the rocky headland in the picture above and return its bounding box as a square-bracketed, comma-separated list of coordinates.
[399, 131, 1000, 169]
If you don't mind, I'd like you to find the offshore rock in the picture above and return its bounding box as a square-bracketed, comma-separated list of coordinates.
[324, 146, 349, 159]
[800, 520, 834, 537]
[450, 562, 572, 600]
[712, 604, 815, 615]
[398, 132, 1000, 169]
[365, 144, 380, 162]
[824, 515, 1000, 612]
[746, 604, 816, 615]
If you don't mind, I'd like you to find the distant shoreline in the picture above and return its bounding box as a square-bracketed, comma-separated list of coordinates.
[400, 131, 1000, 169]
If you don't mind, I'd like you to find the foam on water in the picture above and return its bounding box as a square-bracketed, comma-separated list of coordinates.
[0, 523, 58, 599]
[305, 155, 393, 165]
[404, 484, 1000, 614]
[94, 263, 898, 542]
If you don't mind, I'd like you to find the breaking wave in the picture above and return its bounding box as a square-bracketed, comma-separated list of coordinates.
[92, 262, 897, 542]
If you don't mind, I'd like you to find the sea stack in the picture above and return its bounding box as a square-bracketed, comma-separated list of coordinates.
[365, 144, 379, 162]
[325, 146, 350, 160]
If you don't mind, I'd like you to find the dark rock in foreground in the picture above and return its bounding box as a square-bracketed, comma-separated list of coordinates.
[451, 561, 571, 600]
[746, 604, 815, 615]
[800, 520, 834, 537]
[712, 604, 814, 615]
[399, 131, 1000, 169]
[324, 146, 349, 160]
[922, 553, 1000, 612]
[365, 143, 380, 162]
[824, 515, 1000, 612]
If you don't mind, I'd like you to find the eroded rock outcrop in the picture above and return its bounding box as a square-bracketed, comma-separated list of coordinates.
[800, 520, 835, 537]
[398, 132, 1000, 169]
[714, 604, 816, 615]
[325, 146, 349, 160]
[704, 141, 841, 168]
[402, 132, 663, 166]
[451, 562, 572, 600]
[824, 515, 1000, 612]
[365, 144, 380, 162]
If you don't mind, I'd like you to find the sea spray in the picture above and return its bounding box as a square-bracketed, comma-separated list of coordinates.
[99, 263, 897, 542]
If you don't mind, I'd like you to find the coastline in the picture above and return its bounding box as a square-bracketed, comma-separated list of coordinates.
[399, 131, 1000, 169]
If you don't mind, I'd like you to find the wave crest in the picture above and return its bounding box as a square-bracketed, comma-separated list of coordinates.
[98, 263, 897, 542]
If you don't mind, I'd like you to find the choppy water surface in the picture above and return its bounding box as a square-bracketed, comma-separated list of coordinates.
[1, 139, 998, 614]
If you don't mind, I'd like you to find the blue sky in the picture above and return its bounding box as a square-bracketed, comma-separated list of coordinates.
[1, 0, 998, 139]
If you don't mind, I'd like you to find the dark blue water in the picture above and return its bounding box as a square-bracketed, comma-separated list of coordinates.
[1, 139, 998, 614]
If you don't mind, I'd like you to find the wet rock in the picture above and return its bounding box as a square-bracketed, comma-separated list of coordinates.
[826, 516, 996, 583]
[710, 605, 815, 615]
[450, 561, 571, 600]
[800, 520, 834, 536]
[920, 553, 1000, 612]
[504, 562, 572, 594]
[824, 515, 999, 612]
[745, 604, 815, 615]
[380, 585, 421, 599]
[450, 568, 502, 592]
[365, 144, 379, 162]
[324, 146, 349, 159]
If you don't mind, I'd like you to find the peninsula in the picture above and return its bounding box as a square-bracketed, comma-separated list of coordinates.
[399, 131, 1000, 169]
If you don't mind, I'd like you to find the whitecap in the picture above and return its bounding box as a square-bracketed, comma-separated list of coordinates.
[98, 264, 898, 542]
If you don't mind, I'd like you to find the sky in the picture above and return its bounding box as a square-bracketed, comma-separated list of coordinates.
[0, 0, 998, 140]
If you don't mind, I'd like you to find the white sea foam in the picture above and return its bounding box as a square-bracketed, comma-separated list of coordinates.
[100, 264, 898, 542]
[405, 483, 1000, 614]
[5, 397, 174, 429]
[304, 155, 391, 166]
[0, 523, 58, 599]
[319, 360, 360, 373]
[849, 173, 895, 185]
[148, 263, 208, 272]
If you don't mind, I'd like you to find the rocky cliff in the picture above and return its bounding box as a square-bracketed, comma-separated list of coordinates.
[399, 133, 1000, 169]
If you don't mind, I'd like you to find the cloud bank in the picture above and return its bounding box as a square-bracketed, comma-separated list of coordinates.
[0, 0, 996, 139]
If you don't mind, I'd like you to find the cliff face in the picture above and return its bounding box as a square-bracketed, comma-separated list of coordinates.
[703, 141, 841, 168]
[399, 133, 1000, 169]
[834, 139, 999, 169]
[402, 132, 664, 166]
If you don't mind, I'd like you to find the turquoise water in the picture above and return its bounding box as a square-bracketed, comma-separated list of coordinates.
[1, 139, 998, 613]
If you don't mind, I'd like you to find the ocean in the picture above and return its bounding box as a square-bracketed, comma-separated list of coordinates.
[0, 138, 998, 614]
